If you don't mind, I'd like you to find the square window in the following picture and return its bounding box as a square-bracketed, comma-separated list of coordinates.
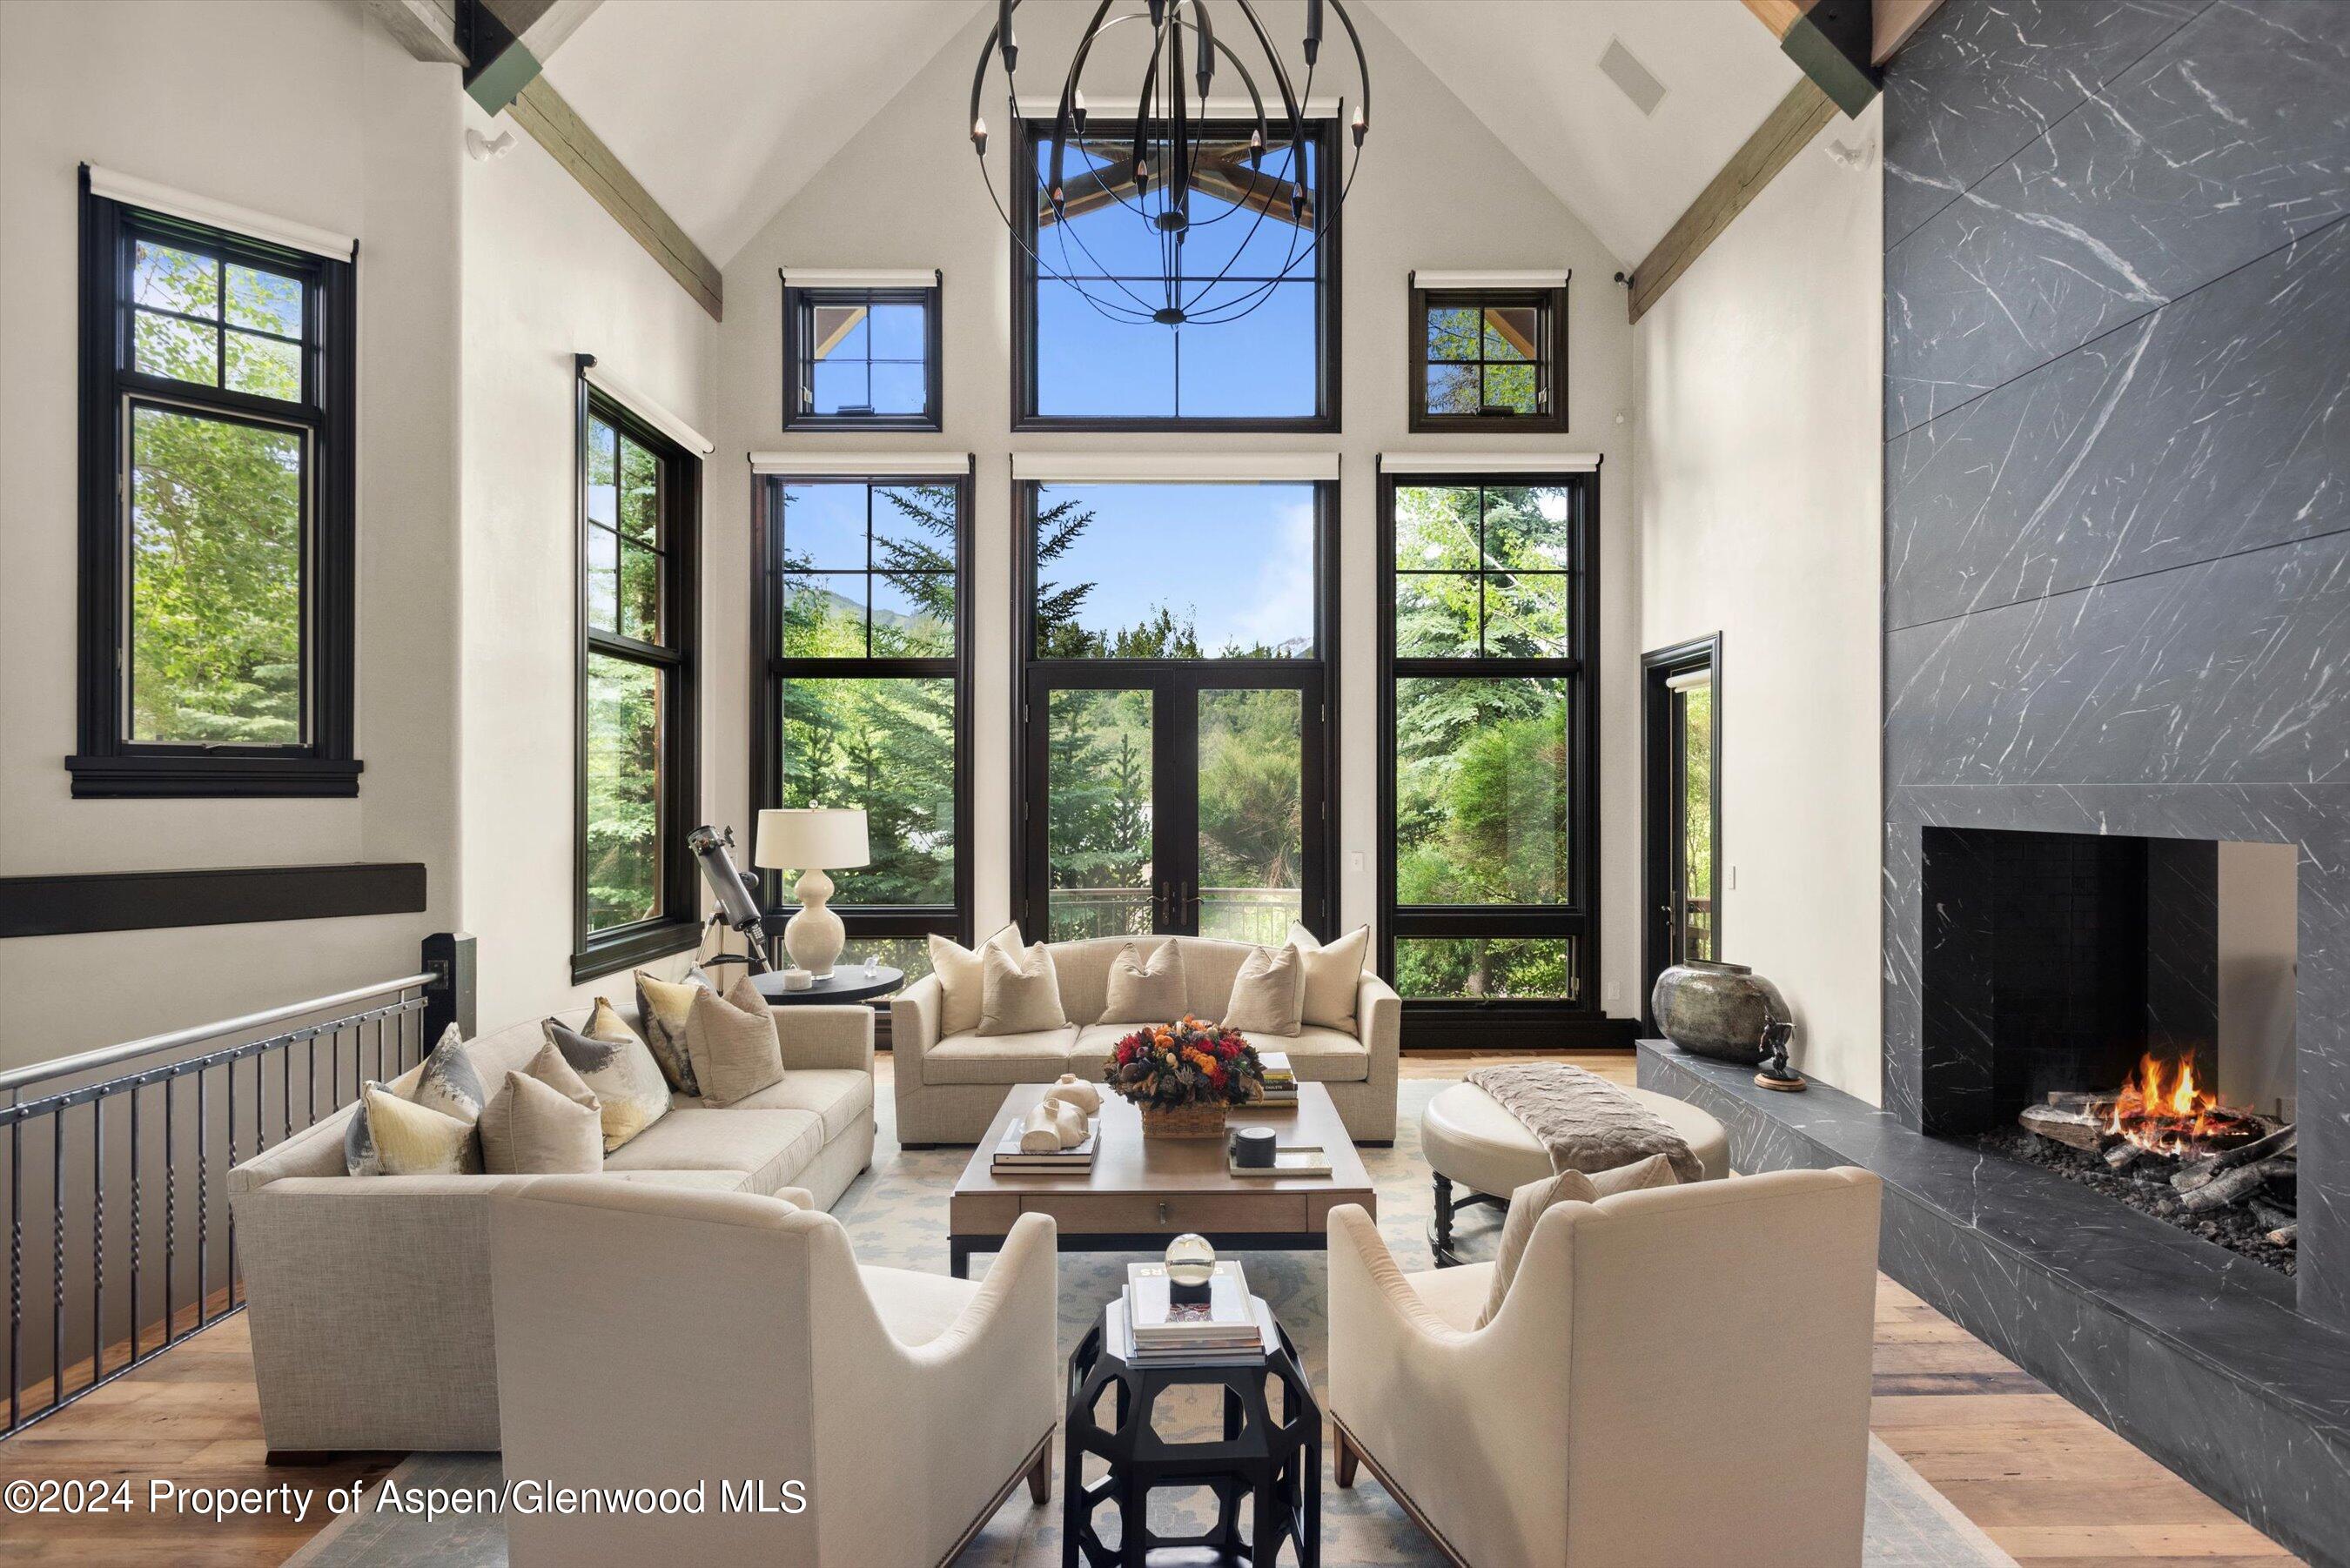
[1409, 283, 1568, 432]
[1019, 121, 1338, 430]
[784, 279, 940, 430]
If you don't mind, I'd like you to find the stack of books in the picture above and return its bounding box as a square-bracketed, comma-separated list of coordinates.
[990, 1117, 1098, 1172]
[1258, 1051, 1299, 1106]
[1115, 1261, 1275, 1365]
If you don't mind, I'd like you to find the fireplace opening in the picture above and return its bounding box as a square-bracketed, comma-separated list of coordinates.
[1917, 828, 2298, 1275]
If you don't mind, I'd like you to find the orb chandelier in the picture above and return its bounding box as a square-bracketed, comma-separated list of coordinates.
[969, 0, 1371, 328]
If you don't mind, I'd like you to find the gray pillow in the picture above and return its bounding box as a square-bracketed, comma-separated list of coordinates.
[343, 1059, 427, 1177]
[1100, 939, 1186, 1024]
[684, 975, 788, 1107]
[1221, 943, 1303, 1036]
[543, 1017, 672, 1152]
[633, 969, 711, 1096]
[978, 938, 1068, 1035]
[412, 1023, 487, 1124]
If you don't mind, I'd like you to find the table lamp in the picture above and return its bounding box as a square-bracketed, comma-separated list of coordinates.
[755, 807, 870, 979]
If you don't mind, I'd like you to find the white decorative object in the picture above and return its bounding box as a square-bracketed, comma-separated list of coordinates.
[781, 968, 813, 992]
[1019, 1105, 1063, 1154]
[755, 808, 870, 979]
[1044, 1073, 1103, 1116]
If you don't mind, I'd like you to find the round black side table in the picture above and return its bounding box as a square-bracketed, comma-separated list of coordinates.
[746, 965, 903, 1005]
[1062, 1308, 1320, 1566]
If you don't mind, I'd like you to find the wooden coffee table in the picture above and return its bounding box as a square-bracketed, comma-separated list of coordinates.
[948, 1084, 1377, 1277]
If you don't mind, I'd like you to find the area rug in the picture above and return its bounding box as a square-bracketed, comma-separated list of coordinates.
[292, 1081, 2018, 1568]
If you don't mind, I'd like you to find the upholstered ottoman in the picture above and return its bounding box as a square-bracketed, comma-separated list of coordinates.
[1420, 1080, 1730, 1263]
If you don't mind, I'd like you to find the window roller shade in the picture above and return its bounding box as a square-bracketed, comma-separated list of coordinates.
[85, 165, 356, 261]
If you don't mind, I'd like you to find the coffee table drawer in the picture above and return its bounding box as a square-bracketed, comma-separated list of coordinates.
[1021, 1192, 1308, 1236]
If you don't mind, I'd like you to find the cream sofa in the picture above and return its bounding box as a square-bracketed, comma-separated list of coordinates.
[491, 1179, 1058, 1567]
[890, 935, 1400, 1146]
[230, 997, 876, 1456]
[1327, 1169, 1883, 1568]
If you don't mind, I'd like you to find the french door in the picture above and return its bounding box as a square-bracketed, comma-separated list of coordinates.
[1642, 635, 1722, 1022]
[1021, 666, 1329, 943]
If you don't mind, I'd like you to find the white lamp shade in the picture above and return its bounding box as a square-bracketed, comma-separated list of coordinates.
[755, 808, 870, 872]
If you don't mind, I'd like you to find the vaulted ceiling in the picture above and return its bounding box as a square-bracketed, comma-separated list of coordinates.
[542, 0, 1801, 272]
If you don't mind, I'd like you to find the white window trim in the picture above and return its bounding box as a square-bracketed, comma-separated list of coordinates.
[1012, 452, 1338, 483]
[581, 359, 714, 455]
[749, 452, 970, 477]
[1410, 269, 1569, 291]
[1380, 452, 1601, 474]
[779, 268, 940, 290]
[85, 165, 355, 261]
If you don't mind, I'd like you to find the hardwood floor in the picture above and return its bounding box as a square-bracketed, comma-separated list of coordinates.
[0, 1049, 2299, 1566]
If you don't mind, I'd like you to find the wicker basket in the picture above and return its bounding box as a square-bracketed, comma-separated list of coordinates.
[1139, 1101, 1230, 1140]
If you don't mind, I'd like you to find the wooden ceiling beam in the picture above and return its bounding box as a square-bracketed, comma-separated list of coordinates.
[507, 77, 723, 321]
[465, 0, 602, 115]
[368, 0, 466, 65]
[1625, 77, 1837, 325]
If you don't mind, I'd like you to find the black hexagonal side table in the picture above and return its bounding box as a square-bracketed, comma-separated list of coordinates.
[1062, 1310, 1321, 1566]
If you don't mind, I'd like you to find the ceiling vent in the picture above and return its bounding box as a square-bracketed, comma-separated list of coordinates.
[1598, 37, 1667, 117]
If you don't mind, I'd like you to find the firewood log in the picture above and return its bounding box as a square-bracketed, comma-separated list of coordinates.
[2179, 1156, 2294, 1213]
[2266, 1223, 2297, 1248]
[2172, 1124, 2297, 1194]
[2019, 1101, 2112, 1152]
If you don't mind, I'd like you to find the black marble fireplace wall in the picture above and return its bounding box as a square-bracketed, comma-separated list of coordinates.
[1882, 0, 2350, 1330]
[1918, 828, 2219, 1136]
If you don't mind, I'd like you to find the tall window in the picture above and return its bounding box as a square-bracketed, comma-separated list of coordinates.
[576, 385, 701, 981]
[781, 273, 943, 430]
[73, 178, 358, 797]
[1408, 278, 1568, 432]
[754, 470, 971, 978]
[1013, 119, 1340, 430]
[1380, 472, 1600, 1045]
[1012, 473, 1339, 944]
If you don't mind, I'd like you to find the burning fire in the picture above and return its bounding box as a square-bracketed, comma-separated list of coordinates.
[2105, 1054, 2256, 1156]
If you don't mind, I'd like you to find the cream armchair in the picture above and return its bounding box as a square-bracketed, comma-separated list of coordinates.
[489, 1180, 1058, 1567]
[1327, 1168, 1883, 1568]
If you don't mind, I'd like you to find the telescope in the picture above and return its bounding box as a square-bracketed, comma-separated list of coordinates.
[687, 823, 773, 974]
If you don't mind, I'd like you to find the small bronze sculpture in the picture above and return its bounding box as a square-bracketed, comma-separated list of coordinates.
[1754, 1020, 1805, 1092]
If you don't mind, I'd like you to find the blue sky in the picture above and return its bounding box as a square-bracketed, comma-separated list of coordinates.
[1040, 482, 1317, 653]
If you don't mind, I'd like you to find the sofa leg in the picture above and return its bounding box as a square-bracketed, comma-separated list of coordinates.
[1026, 1440, 1051, 1504]
[1333, 1424, 1360, 1489]
[1429, 1172, 1458, 1266]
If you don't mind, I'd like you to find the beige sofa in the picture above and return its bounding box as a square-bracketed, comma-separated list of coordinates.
[491, 1180, 1058, 1567]
[890, 935, 1400, 1146]
[1327, 1169, 1883, 1568]
[230, 998, 875, 1455]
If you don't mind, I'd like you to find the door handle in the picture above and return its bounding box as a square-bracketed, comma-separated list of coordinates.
[1158, 1201, 1171, 1227]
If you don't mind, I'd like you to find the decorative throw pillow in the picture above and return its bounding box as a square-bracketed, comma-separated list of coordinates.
[362, 1083, 476, 1176]
[1100, 939, 1186, 1024]
[343, 1059, 433, 1177]
[1479, 1154, 1681, 1326]
[1221, 943, 1303, 1036]
[543, 1016, 673, 1152]
[929, 926, 1017, 1037]
[412, 1023, 488, 1125]
[479, 1049, 604, 1176]
[1286, 922, 1369, 1033]
[683, 975, 788, 1107]
[978, 937, 1068, 1036]
[634, 968, 712, 1097]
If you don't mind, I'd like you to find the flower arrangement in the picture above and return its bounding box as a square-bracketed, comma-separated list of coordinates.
[1105, 1016, 1266, 1136]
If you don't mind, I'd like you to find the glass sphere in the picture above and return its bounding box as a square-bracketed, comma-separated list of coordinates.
[1164, 1232, 1217, 1287]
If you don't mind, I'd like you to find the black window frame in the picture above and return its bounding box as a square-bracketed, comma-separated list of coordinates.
[780, 272, 944, 432]
[572, 365, 703, 982]
[1376, 467, 1612, 1048]
[1407, 277, 1570, 434]
[749, 464, 976, 962]
[71, 171, 359, 798]
[1007, 476, 1343, 944]
[1011, 117, 1342, 433]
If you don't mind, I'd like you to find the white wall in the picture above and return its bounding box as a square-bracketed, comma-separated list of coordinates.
[456, 102, 718, 1034]
[1631, 103, 1884, 1099]
[706, 1, 1645, 1021]
[0, 1, 464, 1069]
